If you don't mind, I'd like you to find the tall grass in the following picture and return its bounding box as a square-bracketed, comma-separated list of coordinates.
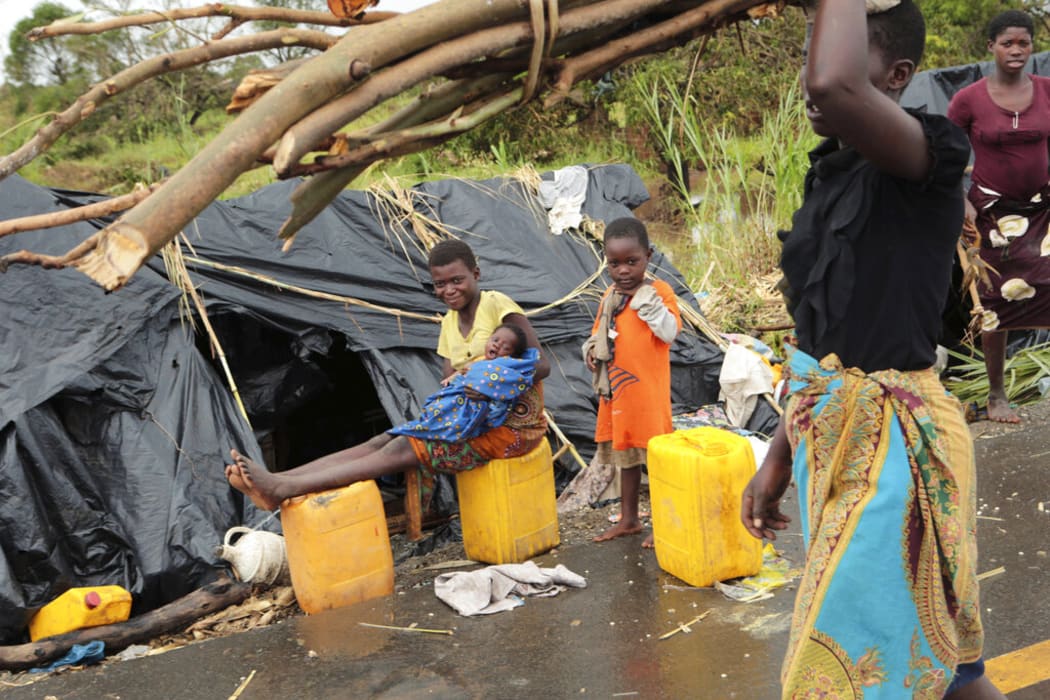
[637, 76, 816, 327]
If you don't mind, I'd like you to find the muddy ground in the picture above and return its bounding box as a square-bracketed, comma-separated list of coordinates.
[2, 401, 1036, 688]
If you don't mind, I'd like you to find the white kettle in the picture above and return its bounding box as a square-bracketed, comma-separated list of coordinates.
[215, 526, 291, 585]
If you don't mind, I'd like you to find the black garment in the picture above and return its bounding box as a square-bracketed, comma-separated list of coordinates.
[780, 111, 971, 373]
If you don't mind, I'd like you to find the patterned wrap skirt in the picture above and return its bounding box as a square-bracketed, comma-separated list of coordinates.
[406, 384, 547, 511]
[970, 180, 1050, 331]
[780, 347, 983, 699]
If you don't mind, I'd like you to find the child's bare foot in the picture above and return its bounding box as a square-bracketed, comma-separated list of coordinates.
[987, 396, 1020, 423]
[642, 534, 654, 549]
[230, 448, 287, 511]
[593, 518, 643, 542]
[225, 453, 273, 511]
[225, 459, 249, 493]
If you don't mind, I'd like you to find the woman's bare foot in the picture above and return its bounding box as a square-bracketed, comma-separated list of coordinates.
[987, 395, 1020, 424]
[230, 448, 287, 511]
[642, 534, 654, 549]
[593, 518, 643, 542]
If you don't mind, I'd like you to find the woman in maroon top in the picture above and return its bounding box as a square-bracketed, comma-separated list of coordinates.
[948, 10, 1050, 423]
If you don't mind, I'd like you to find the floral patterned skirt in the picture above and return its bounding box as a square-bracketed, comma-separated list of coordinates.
[405, 385, 547, 511]
[780, 347, 982, 698]
[971, 182, 1050, 332]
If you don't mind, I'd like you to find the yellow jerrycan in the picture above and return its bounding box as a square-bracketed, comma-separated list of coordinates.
[280, 480, 394, 614]
[647, 427, 762, 587]
[29, 585, 133, 641]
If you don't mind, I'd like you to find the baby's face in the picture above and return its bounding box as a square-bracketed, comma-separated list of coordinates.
[485, 328, 519, 359]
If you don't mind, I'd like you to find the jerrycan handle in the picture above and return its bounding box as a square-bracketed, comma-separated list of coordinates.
[673, 431, 731, 457]
[224, 526, 254, 546]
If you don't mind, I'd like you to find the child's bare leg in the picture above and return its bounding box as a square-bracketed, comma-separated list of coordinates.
[269, 433, 396, 478]
[230, 438, 421, 511]
[594, 466, 644, 542]
[982, 331, 1020, 423]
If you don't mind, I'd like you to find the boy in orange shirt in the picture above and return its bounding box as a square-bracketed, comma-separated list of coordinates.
[585, 218, 680, 546]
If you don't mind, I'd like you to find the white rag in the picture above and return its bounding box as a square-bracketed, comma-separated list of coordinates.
[537, 165, 589, 235]
[434, 561, 587, 616]
[718, 344, 774, 427]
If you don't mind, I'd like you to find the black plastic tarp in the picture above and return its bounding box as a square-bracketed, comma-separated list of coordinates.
[0, 176, 266, 643]
[0, 163, 732, 644]
[128, 164, 727, 445]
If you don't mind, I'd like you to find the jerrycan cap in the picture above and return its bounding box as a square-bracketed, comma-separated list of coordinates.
[84, 591, 101, 609]
[677, 431, 731, 457]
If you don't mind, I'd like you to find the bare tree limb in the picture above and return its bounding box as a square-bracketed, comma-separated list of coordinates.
[0, 181, 165, 237]
[54, 0, 546, 289]
[0, 233, 100, 273]
[0, 29, 336, 181]
[27, 4, 397, 40]
[545, 0, 757, 107]
[275, 0, 687, 175]
[289, 87, 523, 176]
[277, 74, 513, 244]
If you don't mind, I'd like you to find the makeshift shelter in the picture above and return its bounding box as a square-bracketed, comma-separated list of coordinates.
[0, 163, 748, 644]
[0, 176, 265, 644]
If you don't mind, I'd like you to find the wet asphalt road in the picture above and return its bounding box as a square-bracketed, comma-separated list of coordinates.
[7, 408, 1049, 700]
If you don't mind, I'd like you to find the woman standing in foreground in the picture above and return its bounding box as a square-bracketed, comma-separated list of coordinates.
[948, 10, 1050, 424]
[741, 1, 1000, 697]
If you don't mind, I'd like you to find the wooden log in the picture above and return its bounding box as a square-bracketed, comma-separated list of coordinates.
[0, 576, 252, 672]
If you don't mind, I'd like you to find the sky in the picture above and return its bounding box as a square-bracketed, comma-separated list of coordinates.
[0, 0, 435, 81]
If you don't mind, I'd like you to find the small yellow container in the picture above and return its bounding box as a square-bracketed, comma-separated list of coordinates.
[456, 439, 560, 564]
[29, 585, 132, 641]
[280, 480, 394, 614]
[648, 427, 762, 587]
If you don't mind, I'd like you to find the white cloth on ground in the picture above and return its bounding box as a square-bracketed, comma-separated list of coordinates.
[537, 165, 589, 235]
[434, 561, 587, 616]
[718, 343, 774, 427]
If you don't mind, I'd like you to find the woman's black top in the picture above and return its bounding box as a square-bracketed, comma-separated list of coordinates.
[780, 110, 971, 373]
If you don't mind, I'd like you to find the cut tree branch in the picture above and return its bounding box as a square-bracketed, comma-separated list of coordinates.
[546, 0, 758, 107]
[288, 87, 523, 176]
[0, 181, 165, 237]
[0, 28, 336, 181]
[51, 0, 548, 288]
[276, 0, 691, 174]
[277, 74, 513, 243]
[27, 4, 397, 40]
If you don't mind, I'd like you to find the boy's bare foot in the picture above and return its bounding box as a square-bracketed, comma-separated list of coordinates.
[230, 448, 286, 511]
[986, 396, 1020, 423]
[642, 534, 654, 549]
[594, 519, 643, 542]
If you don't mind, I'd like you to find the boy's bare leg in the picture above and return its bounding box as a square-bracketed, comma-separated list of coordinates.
[944, 676, 1005, 700]
[982, 330, 1020, 423]
[594, 466, 644, 542]
[228, 437, 421, 511]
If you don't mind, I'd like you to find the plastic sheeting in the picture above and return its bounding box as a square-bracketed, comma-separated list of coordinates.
[0, 164, 734, 643]
[0, 177, 265, 643]
[129, 165, 728, 444]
